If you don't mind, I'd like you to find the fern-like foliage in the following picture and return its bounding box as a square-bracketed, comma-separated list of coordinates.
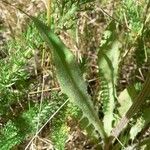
[0, 43, 30, 115]
[0, 92, 67, 150]
[50, 101, 80, 149]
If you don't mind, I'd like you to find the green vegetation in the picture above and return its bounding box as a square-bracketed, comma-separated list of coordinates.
[0, 0, 150, 149]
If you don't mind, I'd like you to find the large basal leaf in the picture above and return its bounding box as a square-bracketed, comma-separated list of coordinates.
[98, 21, 122, 135]
[31, 16, 107, 140]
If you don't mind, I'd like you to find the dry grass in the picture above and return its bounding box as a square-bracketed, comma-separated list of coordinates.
[0, 0, 45, 39]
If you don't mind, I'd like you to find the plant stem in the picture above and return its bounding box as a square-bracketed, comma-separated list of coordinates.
[47, 0, 52, 27]
[111, 71, 150, 138]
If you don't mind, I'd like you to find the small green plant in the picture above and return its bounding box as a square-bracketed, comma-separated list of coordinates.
[30, 13, 150, 149]
[0, 0, 150, 149]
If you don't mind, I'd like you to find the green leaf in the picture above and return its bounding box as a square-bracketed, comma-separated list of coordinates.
[118, 85, 137, 116]
[130, 106, 150, 141]
[98, 21, 122, 134]
[31, 16, 107, 140]
[0, 121, 23, 150]
[130, 117, 145, 141]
